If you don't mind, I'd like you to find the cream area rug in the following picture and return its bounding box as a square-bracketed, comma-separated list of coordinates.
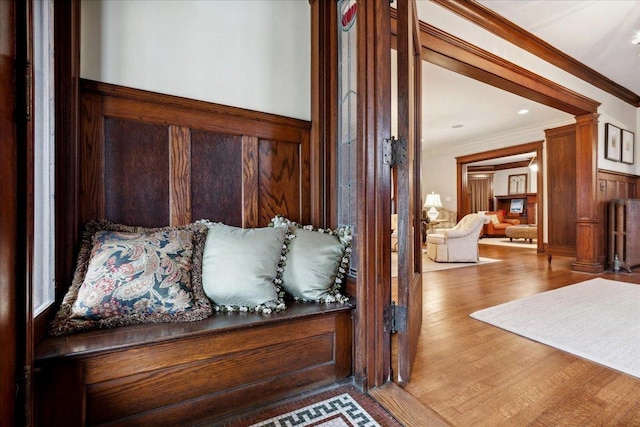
[392, 252, 500, 276]
[470, 278, 640, 378]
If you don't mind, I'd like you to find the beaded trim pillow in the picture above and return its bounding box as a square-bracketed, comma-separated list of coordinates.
[198, 221, 289, 314]
[49, 220, 211, 336]
[270, 215, 351, 303]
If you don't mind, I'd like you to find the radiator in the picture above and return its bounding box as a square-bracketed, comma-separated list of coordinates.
[608, 198, 640, 273]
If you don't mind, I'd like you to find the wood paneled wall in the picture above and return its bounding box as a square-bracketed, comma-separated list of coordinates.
[545, 124, 577, 257]
[79, 79, 312, 230]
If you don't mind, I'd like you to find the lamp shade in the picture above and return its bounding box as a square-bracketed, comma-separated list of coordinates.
[424, 192, 442, 221]
[424, 192, 442, 208]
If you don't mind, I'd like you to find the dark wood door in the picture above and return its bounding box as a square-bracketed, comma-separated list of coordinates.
[395, 0, 422, 385]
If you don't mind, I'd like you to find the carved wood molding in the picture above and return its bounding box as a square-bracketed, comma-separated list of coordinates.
[431, 0, 640, 107]
[80, 80, 310, 141]
[418, 23, 600, 115]
[392, 8, 601, 115]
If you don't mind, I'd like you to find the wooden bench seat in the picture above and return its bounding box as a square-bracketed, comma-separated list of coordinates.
[35, 301, 354, 427]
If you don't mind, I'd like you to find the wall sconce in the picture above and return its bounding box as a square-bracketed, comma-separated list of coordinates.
[528, 157, 538, 172]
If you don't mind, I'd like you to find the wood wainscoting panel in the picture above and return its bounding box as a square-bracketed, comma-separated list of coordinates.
[104, 117, 170, 227]
[169, 125, 191, 226]
[77, 79, 311, 238]
[85, 335, 335, 425]
[79, 92, 105, 227]
[258, 139, 302, 226]
[242, 136, 259, 228]
[190, 130, 243, 226]
[35, 304, 352, 426]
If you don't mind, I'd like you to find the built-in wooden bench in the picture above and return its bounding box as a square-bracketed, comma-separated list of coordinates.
[35, 301, 353, 426]
[34, 79, 354, 426]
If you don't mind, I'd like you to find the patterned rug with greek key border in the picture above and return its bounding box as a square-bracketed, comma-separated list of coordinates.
[223, 385, 402, 427]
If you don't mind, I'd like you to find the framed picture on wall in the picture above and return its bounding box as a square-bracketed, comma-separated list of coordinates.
[508, 174, 527, 194]
[621, 129, 635, 164]
[605, 123, 621, 161]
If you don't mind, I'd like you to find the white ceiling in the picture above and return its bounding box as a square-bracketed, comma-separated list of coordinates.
[415, 0, 640, 158]
[475, 0, 640, 96]
[421, 61, 573, 149]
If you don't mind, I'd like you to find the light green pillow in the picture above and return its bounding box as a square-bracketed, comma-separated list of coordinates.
[199, 221, 288, 313]
[270, 216, 351, 303]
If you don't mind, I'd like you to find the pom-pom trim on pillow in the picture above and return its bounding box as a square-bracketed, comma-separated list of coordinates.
[49, 220, 212, 336]
[197, 220, 291, 314]
[269, 215, 351, 303]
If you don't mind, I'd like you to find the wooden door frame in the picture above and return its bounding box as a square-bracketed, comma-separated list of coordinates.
[415, 22, 603, 272]
[354, 0, 393, 389]
[456, 141, 545, 252]
[311, 0, 393, 390]
[1, 1, 19, 424]
[312, 0, 605, 392]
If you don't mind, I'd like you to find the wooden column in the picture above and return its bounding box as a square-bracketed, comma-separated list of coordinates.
[309, 0, 336, 228]
[572, 113, 603, 273]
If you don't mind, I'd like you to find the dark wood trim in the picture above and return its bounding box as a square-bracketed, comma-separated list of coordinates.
[310, 0, 337, 227]
[456, 141, 543, 164]
[356, 0, 393, 390]
[432, 0, 640, 107]
[0, 1, 18, 424]
[54, 0, 81, 313]
[417, 23, 600, 116]
[597, 169, 640, 186]
[468, 159, 530, 172]
[81, 80, 310, 143]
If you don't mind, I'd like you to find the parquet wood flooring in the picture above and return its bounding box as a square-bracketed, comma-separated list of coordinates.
[397, 244, 640, 426]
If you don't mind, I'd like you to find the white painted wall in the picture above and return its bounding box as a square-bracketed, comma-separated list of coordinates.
[421, 1, 639, 211]
[81, 0, 311, 120]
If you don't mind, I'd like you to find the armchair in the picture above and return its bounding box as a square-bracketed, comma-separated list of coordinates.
[426, 213, 486, 263]
[482, 211, 520, 237]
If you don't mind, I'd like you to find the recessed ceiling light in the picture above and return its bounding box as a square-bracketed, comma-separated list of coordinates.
[632, 35, 640, 45]
[452, 124, 463, 128]
[518, 109, 529, 115]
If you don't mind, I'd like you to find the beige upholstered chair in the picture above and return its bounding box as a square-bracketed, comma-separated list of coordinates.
[426, 213, 486, 263]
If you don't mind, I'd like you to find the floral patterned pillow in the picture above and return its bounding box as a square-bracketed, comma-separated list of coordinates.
[49, 220, 212, 336]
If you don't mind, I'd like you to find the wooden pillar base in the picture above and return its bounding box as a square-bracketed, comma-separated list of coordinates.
[571, 261, 604, 273]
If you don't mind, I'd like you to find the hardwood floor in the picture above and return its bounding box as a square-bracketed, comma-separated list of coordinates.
[397, 243, 640, 426]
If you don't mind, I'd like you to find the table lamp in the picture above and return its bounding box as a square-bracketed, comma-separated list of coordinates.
[424, 192, 442, 221]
